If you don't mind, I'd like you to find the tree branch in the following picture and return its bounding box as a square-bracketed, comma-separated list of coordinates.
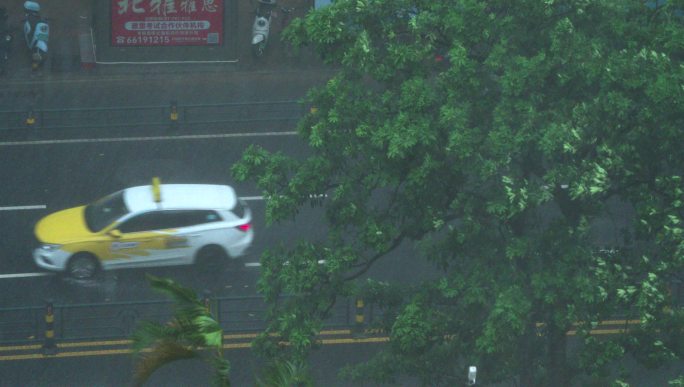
[344, 233, 405, 281]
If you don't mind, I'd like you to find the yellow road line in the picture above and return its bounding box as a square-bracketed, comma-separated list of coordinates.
[0, 348, 133, 361]
[58, 339, 133, 348]
[223, 342, 252, 349]
[224, 329, 351, 340]
[0, 336, 387, 362]
[536, 319, 641, 329]
[0, 344, 42, 352]
[221, 333, 258, 340]
[598, 319, 641, 325]
[0, 329, 354, 353]
[567, 328, 628, 336]
[0, 321, 639, 361]
[0, 340, 134, 352]
[310, 329, 352, 336]
[320, 337, 390, 345]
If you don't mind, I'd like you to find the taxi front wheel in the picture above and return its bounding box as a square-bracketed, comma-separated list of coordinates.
[67, 253, 100, 279]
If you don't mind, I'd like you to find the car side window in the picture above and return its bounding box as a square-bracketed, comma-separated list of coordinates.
[118, 210, 221, 233]
[167, 210, 222, 228]
[118, 212, 166, 233]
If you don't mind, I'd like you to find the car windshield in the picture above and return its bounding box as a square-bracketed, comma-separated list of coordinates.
[84, 190, 130, 232]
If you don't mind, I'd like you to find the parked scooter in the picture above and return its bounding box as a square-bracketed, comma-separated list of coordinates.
[0, 8, 12, 75]
[23, 1, 48, 70]
[252, 0, 276, 57]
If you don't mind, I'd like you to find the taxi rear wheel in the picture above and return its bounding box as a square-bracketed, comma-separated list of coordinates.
[195, 245, 228, 270]
[67, 253, 99, 279]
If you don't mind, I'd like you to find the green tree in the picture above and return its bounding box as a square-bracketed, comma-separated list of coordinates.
[233, 0, 684, 385]
[131, 275, 230, 387]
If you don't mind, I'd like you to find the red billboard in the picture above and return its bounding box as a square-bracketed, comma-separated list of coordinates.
[111, 0, 223, 46]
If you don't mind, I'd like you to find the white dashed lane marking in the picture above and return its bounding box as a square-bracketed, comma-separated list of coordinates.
[0, 205, 47, 211]
[0, 131, 298, 147]
[0, 272, 53, 279]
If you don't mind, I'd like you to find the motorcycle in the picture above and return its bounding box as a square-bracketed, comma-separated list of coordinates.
[23, 1, 48, 70]
[0, 8, 12, 75]
[252, 0, 276, 57]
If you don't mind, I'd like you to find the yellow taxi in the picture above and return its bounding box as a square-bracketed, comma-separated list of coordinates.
[33, 178, 253, 279]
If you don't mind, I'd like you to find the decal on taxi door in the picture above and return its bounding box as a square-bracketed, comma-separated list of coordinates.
[165, 236, 189, 249]
[111, 241, 140, 251]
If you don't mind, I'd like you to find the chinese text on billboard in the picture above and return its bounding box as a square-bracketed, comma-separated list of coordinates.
[112, 0, 223, 46]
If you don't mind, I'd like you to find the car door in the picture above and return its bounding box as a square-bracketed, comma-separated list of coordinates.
[103, 211, 174, 269]
[158, 210, 223, 264]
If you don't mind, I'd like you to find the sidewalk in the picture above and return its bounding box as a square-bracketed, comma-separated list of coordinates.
[1, 0, 326, 81]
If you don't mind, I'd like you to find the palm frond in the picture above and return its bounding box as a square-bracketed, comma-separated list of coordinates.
[176, 303, 213, 321]
[131, 321, 179, 353]
[132, 339, 198, 387]
[210, 355, 232, 387]
[194, 315, 224, 348]
[132, 275, 232, 386]
[147, 274, 201, 307]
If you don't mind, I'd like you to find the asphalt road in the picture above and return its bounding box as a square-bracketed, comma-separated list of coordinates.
[0, 69, 307, 307]
[0, 336, 400, 387]
[0, 134, 324, 306]
[0, 65, 440, 385]
[0, 67, 440, 309]
[0, 129, 437, 304]
[1, 68, 333, 109]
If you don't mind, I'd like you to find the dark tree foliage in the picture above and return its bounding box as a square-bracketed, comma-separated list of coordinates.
[233, 1, 684, 385]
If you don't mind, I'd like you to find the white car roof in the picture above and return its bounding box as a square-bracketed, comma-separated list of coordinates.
[123, 184, 237, 213]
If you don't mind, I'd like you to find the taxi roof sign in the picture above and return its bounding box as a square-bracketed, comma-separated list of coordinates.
[152, 177, 161, 203]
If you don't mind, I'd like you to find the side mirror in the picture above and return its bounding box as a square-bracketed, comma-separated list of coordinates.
[109, 229, 122, 238]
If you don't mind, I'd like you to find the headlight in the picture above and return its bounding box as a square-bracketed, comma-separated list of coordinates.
[40, 244, 62, 252]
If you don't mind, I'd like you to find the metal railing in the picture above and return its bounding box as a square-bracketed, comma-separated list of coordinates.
[0, 100, 304, 131]
[3, 284, 681, 346]
[0, 295, 353, 345]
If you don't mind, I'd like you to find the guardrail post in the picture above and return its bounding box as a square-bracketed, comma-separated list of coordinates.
[353, 297, 365, 337]
[42, 300, 57, 355]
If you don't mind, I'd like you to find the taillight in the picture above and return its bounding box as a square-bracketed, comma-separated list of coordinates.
[237, 223, 251, 232]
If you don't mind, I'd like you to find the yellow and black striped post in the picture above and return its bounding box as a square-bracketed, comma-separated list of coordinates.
[353, 297, 365, 336]
[42, 301, 57, 355]
[169, 100, 179, 124]
[25, 108, 36, 127]
[203, 289, 211, 313]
